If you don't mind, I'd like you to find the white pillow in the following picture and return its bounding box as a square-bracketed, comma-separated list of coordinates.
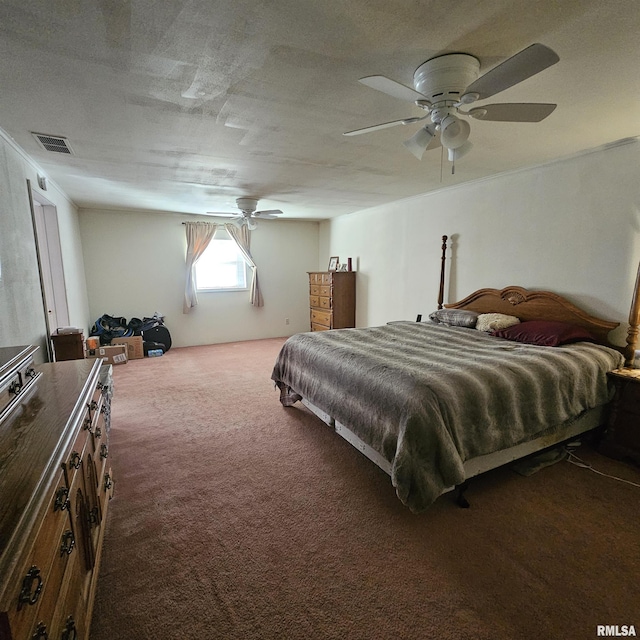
[476, 313, 520, 332]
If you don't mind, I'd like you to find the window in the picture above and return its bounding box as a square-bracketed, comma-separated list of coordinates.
[194, 229, 248, 291]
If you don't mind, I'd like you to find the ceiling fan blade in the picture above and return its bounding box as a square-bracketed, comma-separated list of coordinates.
[465, 43, 559, 100]
[344, 115, 428, 137]
[253, 209, 282, 218]
[466, 103, 556, 122]
[205, 212, 241, 218]
[402, 125, 437, 160]
[344, 119, 410, 137]
[359, 75, 426, 102]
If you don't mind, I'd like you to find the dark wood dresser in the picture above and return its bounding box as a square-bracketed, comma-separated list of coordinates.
[599, 368, 640, 466]
[0, 348, 113, 640]
[308, 271, 356, 331]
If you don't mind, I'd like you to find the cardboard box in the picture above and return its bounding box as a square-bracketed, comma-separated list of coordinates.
[85, 345, 128, 365]
[111, 336, 144, 360]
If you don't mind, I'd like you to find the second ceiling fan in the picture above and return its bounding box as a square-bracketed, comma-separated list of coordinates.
[207, 197, 283, 229]
[344, 43, 559, 163]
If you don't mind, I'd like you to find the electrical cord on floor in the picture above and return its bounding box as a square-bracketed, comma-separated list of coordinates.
[564, 446, 640, 489]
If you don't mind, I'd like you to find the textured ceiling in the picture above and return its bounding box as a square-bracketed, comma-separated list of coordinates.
[1, 0, 639, 220]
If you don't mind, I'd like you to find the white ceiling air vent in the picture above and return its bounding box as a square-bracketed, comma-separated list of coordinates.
[31, 132, 74, 155]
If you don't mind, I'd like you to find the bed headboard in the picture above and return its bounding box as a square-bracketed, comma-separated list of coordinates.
[445, 286, 619, 346]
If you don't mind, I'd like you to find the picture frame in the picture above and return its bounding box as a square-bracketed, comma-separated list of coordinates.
[328, 256, 339, 271]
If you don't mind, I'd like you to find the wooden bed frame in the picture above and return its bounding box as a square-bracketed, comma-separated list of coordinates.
[437, 234, 640, 364]
[445, 286, 619, 344]
[299, 239, 640, 508]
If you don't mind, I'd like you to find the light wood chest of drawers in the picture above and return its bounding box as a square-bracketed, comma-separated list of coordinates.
[0, 352, 113, 640]
[308, 271, 356, 331]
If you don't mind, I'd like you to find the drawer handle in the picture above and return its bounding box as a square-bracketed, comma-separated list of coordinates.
[104, 473, 113, 492]
[18, 566, 43, 610]
[60, 530, 75, 556]
[69, 451, 82, 469]
[31, 622, 48, 639]
[8, 379, 22, 396]
[25, 367, 38, 379]
[95, 425, 102, 438]
[61, 617, 78, 640]
[83, 416, 93, 433]
[100, 443, 108, 459]
[54, 487, 70, 512]
[88, 506, 99, 526]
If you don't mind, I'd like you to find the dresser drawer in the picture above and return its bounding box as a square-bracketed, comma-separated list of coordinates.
[62, 425, 90, 490]
[309, 295, 320, 308]
[6, 471, 73, 639]
[311, 309, 332, 327]
[318, 296, 331, 309]
[0, 372, 22, 418]
[27, 469, 85, 639]
[310, 283, 332, 297]
[311, 323, 330, 332]
[50, 558, 88, 640]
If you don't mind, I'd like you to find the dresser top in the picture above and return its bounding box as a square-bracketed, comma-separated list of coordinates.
[0, 358, 101, 562]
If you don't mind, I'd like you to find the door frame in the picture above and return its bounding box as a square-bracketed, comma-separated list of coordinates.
[27, 179, 70, 361]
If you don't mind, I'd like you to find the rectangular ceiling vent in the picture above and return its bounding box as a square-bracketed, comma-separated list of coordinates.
[32, 132, 74, 155]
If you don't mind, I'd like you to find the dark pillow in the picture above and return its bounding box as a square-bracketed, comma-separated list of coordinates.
[428, 309, 478, 328]
[492, 320, 598, 347]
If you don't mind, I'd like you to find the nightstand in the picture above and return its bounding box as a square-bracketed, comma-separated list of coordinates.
[51, 331, 85, 361]
[599, 368, 640, 466]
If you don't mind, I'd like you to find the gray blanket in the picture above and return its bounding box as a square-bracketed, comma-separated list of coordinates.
[271, 322, 624, 512]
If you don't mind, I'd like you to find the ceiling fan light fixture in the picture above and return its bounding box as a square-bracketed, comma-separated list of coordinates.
[440, 115, 471, 150]
[447, 141, 473, 162]
[402, 125, 436, 160]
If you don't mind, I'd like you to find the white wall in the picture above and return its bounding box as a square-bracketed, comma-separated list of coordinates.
[320, 140, 640, 348]
[79, 209, 319, 347]
[3, 127, 638, 356]
[0, 131, 90, 360]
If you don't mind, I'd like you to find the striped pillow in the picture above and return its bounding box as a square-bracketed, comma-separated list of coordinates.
[428, 309, 479, 328]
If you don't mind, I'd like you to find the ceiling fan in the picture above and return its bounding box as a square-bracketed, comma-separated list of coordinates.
[207, 197, 283, 229]
[344, 43, 559, 165]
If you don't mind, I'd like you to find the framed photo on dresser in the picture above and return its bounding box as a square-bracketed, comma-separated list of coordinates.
[328, 256, 339, 271]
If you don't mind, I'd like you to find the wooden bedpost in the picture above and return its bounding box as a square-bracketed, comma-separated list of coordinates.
[624, 260, 640, 367]
[437, 235, 448, 310]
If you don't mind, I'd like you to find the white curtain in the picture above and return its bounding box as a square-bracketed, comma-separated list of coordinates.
[183, 221, 218, 314]
[225, 223, 264, 307]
